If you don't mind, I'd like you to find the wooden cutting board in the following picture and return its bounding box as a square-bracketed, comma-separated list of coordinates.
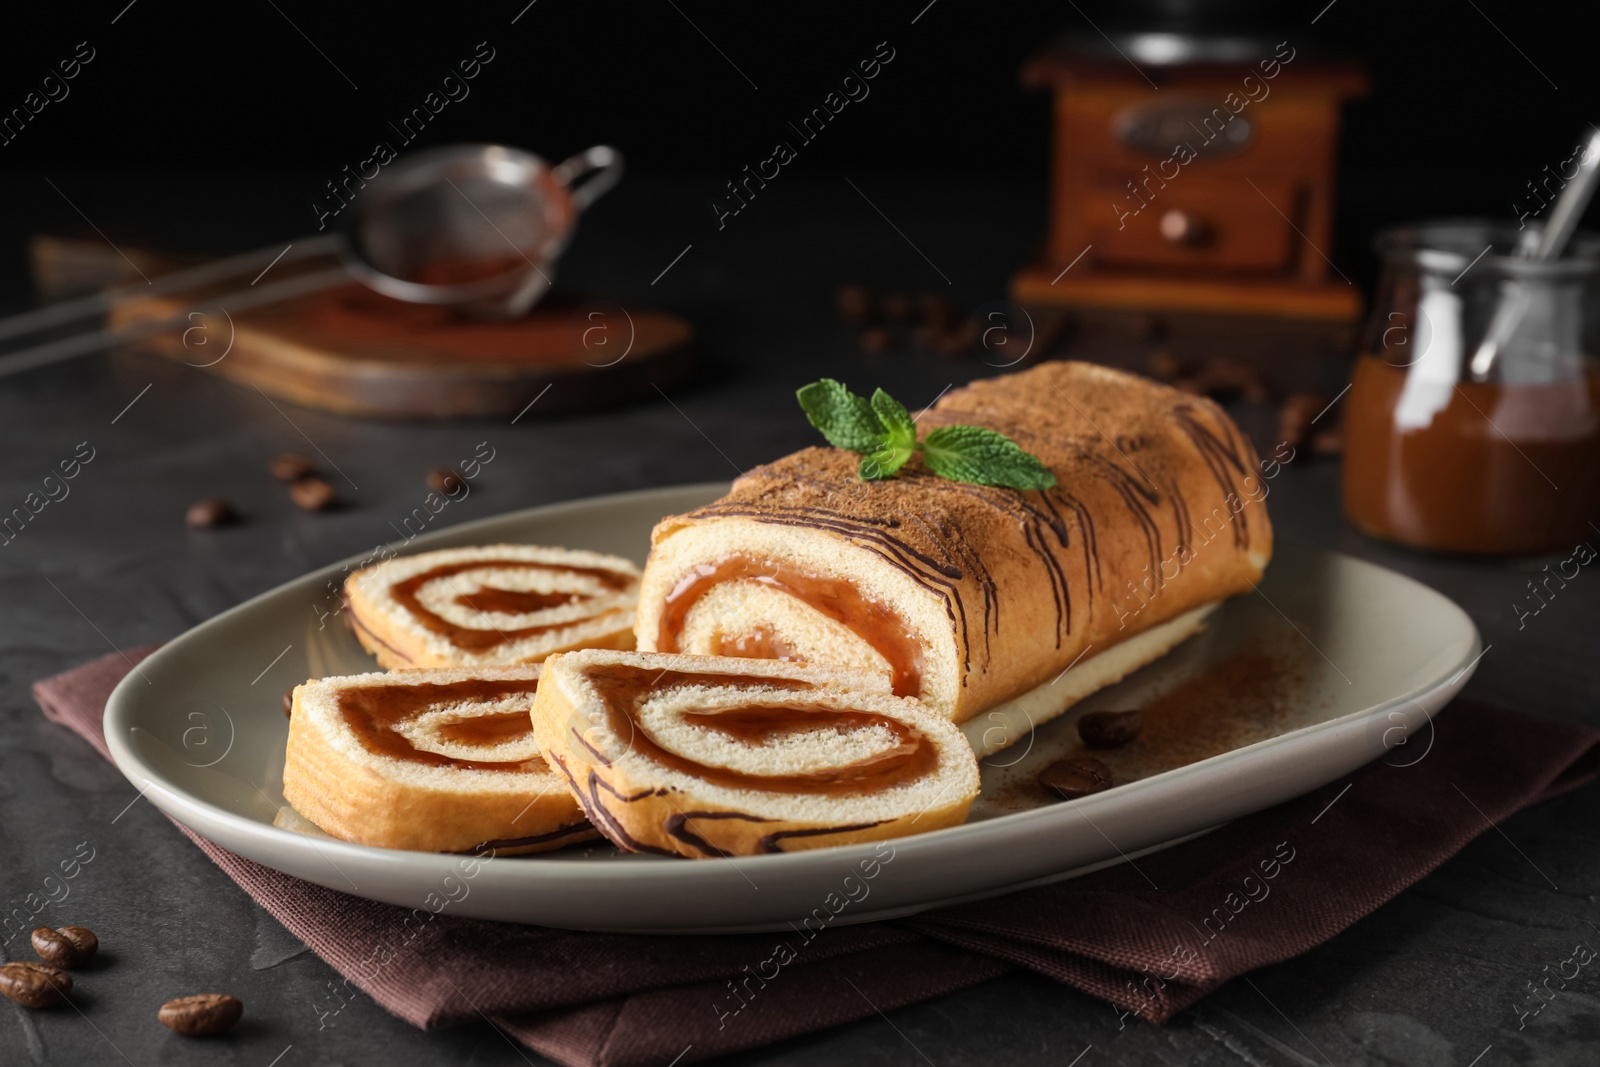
[35, 236, 695, 420]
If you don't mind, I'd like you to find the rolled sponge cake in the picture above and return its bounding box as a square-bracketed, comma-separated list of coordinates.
[283, 666, 597, 854]
[530, 649, 980, 858]
[636, 362, 1273, 736]
[344, 544, 640, 670]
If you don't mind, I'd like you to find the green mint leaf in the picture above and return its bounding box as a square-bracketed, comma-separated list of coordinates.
[796, 379, 887, 453]
[921, 425, 1057, 490]
[858, 388, 916, 480]
[859, 438, 914, 480]
[870, 389, 916, 448]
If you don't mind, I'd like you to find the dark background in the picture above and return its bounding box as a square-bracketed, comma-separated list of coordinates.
[0, 0, 1593, 296]
[3, 5, 1600, 1065]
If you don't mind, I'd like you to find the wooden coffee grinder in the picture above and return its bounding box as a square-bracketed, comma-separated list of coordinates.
[1011, 3, 1365, 336]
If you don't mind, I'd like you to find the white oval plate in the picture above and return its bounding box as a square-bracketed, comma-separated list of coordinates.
[105, 483, 1481, 933]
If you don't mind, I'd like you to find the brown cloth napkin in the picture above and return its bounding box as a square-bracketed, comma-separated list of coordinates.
[34, 647, 1600, 1066]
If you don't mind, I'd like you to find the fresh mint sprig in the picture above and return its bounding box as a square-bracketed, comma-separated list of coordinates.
[796, 379, 1056, 490]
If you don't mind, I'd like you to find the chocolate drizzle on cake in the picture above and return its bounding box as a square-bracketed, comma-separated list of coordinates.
[663, 810, 769, 857]
[551, 755, 681, 857]
[460, 822, 594, 854]
[346, 609, 415, 666]
[1083, 452, 1168, 598]
[665, 811, 887, 856]
[1173, 404, 1257, 550]
[757, 822, 886, 852]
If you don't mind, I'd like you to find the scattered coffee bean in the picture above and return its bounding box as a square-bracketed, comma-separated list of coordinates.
[879, 294, 914, 323]
[939, 319, 979, 359]
[289, 476, 335, 512]
[1037, 756, 1113, 801]
[858, 327, 893, 355]
[1035, 310, 1072, 357]
[911, 323, 945, 354]
[185, 498, 237, 529]
[158, 993, 243, 1036]
[283, 687, 295, 718]
[427, 466, 464, 494]
[1277, 392, 1325, 450]
[1077, 710, 1143, 749]
[31, 926, 97, 968]
[269, 452, 317, 481]
[1148, 348, 1184, 382]
[919, 294, 955, 330]
[1194, 357, 1270, 404]
[0, 961, 71, 1009]
[1312, 425, 1344, 456]
[63, 925, 97, 951]
[835, 285, 875, 327]
[58, 926, 98, 962]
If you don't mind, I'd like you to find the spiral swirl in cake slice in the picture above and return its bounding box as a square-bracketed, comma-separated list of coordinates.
[531, 649, 980, 858]
[344, 545, 640, 669]
[283, 666, 597, 854]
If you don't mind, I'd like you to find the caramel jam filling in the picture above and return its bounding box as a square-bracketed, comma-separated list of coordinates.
[710, 624, 794, 660]
[390, 560, 632, 652]
[584, 664, 936, 796]
[336, 678, 545, 773]
[657, 556, 924, 697]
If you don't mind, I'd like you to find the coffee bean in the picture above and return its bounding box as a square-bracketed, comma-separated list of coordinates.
[939, 319, 979, 360]
[919, 294, 955, 330]
[880, 294, 914, 323]
[269, 452, 317, 481]
[0, 961, 71, 1009]
[1077, 709, 1143, 749]
[31, 926, 97, 968]
[427, 466, 464, 494]
[158, 993, 243, 1036]
[1148, 348, 1184, 382]
[283, 687, 295, 718]
[289, 476, 335, 512]
[1035, 310, 1072, 357]
[835, 285, 876, 327]
[1194, 357, 1270, 404]
[1037, 756, 1113, 801]
[911, 323, 944, 354]
[1277, 392, 1325, 449]
[1312, 425, 1344, 456]
[62, 926, 97, 953]
[858, 327, 893, 355]
[185, 498, 237, 529]
[58, 926, 99, 961]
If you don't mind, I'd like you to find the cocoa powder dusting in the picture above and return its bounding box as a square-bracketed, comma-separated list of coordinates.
[1105, 645, 1301, 779]
[986, 638, 1306, 811]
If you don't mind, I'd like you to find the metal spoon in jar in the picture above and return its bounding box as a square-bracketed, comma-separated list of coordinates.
[1468, 128, 1600, 380]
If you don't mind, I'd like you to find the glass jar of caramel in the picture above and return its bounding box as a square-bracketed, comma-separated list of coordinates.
[1343, 221, 1600, 556]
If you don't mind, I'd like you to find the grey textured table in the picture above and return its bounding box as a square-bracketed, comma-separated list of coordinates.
[1, 171, 1596, 1066]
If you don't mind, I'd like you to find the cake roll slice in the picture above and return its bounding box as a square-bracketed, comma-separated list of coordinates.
[531, 649, 980, 858]
[283, 666, 597, 854]
[636, 362, 1273, 752]
[345, 545, 640, 669]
